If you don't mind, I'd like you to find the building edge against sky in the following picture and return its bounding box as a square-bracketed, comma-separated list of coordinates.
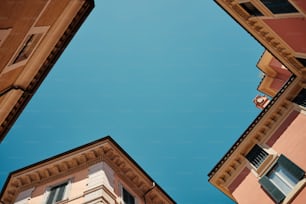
[209, 1, 306, 204]
[0, 136, 175, 204]
[0, 0, 94, 142]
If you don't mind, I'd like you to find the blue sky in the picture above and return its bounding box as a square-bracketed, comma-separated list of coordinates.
[0, 1, 264, 203]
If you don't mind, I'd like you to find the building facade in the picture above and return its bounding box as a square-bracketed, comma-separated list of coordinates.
[0, 0, 94, 142]
[209, 1, 306, 203]
[0, 136, 175, 204]
[257, 50, 291, 98]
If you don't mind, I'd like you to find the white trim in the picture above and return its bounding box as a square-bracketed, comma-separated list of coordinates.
[283, 178, 306, 204]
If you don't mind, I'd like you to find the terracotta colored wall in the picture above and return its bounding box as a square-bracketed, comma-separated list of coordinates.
[232, 173, 274, 204]
[263, 18, 306, 53]
[292, 0, 306, 13]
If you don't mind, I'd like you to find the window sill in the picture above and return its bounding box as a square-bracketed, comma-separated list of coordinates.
[283, 178, 306, 204]
[256, 154, 278, 177]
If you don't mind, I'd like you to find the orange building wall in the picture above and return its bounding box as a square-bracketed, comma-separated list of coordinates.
[263, 18, 306, 53]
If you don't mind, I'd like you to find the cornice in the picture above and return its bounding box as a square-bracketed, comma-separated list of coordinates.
[208, 75, 304, 195]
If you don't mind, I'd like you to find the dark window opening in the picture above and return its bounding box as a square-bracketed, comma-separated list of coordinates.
[260, 0, 298, 14]
[296, 57, 306, 67]
[293, 88, 306, 107]
[123, 188, 135, 204]
[246, 144, 268, 168]
[12, 33, 43, 64]
[240, 2, 263, 16]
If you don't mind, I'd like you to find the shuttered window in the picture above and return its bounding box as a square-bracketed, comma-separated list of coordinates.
[246, 144, 268, 168]
[46, 182, 68, 204]
[259, 155, 305, 203]
[260, 0, 298, 14]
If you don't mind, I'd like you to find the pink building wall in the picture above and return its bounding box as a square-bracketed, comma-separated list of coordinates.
[268, 111, 306, 172]
[30, 168, 88, 204]
[292, 0, 306, 13]
[232, 172, 274, 204]
[230, 111, 306, 203]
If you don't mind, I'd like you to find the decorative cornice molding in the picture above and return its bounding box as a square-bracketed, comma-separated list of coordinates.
[0, 137, 175, 204]
[216, 0, 305, 77]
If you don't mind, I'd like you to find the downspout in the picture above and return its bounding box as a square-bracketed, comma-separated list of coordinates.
[143, 182, 155, 204]
[0, 85, 31, 97]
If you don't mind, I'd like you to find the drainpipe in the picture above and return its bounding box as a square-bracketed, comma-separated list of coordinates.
[0, 85, 30, 97]
[143, 182, 155, 204]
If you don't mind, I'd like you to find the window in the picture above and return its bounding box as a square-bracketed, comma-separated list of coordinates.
[259, 155, 305, 203]
[122, 188, 135, 204]
[240, 2, 263, 16]
[4, 26, 49, 73]
[46, 182, 68, 204]
[12, 33, 43, 64]
[293, 89, 306, 107]
[260, 0, 298, 14]
[296, 57, 306, 67]
[246, 144, 268, 168]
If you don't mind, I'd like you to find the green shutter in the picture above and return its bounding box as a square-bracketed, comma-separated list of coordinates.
[259, 176, 285, 204]
[55, 183, 67, 202]
[278, 154, 305, 180]
[46, 188, 56, 204]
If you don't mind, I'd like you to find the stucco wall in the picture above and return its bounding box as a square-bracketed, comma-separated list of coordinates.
[269, 111, 306, 170]
[29, 168, 88, 204]
[263, 18, 306, 53]
[232, 172, 274, 204]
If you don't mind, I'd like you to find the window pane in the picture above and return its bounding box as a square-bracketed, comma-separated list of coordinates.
[123, 188, 135, 204]
[46, 182, 67, 204]
[268, 168, 292, 195]
[46, 188, 56, 204]
[268, 164, 299, 195]
[55, 183, 67, 202]
[260, 0, 297, 14]
[275, 165, 299, 188]
[240, 2, 263, 16]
